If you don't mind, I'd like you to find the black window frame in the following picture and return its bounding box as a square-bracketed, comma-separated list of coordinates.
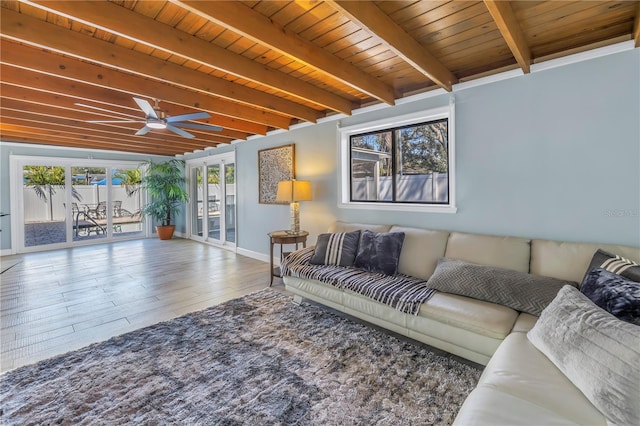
[348, 118, 450, 205]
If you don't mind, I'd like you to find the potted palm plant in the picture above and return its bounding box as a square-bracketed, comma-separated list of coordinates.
[140, 159, 189, 240]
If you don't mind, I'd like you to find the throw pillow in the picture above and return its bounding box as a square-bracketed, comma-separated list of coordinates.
[580, 267, 640, 325]
[354, 230, 405, 275]
[583, 249, 640, 283]
[426, 258, 576, 316]
[310, 230, 361, 267]
[527, 286, 640, 426]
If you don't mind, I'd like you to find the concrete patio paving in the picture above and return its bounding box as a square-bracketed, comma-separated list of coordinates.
[24, 221, 144, 247]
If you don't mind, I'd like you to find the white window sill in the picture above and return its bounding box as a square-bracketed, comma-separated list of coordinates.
[338, 202, 457, 214]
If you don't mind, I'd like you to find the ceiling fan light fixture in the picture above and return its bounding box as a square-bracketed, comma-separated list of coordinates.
[146, 119, 167, 129]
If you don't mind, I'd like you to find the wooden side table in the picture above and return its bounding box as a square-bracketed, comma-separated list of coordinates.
[268, 230, 309, 286]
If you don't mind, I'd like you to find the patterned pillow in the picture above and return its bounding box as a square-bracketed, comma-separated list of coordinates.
[581, 267, 640, 325]
[354, 230, 405, 275]
[583, 249, 640, 283]
[527, 286, 640, 426]
[426, 258, 575, 316]
[310, 230, 361, 267]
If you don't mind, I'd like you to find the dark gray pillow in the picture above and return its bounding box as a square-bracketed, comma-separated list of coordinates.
[310, 231, 361, 267]
[581, 267, 640, 325]
[426, 258, 576, 316]
[583, 249, 640, 283]
[354, 230, 405, 275]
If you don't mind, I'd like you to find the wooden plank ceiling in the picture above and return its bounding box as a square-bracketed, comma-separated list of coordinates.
[1, 1, 639, 156]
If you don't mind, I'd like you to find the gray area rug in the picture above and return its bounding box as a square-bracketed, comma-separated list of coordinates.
[0, 289, 481, 425]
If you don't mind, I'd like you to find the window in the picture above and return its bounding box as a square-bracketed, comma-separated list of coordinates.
[339, 107, 456, 213]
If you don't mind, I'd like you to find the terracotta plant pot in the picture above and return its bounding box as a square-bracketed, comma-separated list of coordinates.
[156, 225, 175, 240]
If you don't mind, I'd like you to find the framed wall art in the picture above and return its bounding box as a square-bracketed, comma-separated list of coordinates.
[258, 144, 295, 204]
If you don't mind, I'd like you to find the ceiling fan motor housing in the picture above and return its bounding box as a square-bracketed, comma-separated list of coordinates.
[146, 116, 167, 129]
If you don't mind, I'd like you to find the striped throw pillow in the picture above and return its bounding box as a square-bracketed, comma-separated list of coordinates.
[584, 249, 640, 283]
[310, 230, 361, 267]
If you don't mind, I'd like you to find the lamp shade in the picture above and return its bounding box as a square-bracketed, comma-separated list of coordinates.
[276, 180, 312, 202]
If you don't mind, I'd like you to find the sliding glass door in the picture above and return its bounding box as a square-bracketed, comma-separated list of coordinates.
[224, 162, 236, 244]
[187, 152, 236, 249]
[11, 156, 147, 253]
[22, 163, 69, 247]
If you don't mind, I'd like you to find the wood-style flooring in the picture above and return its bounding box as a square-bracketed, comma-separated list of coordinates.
[0, 238, 278, 373]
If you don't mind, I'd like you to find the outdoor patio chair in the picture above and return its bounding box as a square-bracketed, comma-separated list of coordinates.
[113, 200, 123, 217]
[94, 201, 107, 219]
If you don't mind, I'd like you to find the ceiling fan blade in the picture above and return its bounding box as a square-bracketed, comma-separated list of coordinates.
[88, 120, 145, 123]
[133, 97, 158, 119]
[135, 126, 151, 136]
[166, 124, 195, 138]
[166, 111, 210, 123]
[172, 122, 223, 132]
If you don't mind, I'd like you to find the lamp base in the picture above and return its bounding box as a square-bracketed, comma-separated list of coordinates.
[288, 201, 300, 234]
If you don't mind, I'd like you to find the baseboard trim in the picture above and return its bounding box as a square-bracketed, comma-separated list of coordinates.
[1, 248, 16, 257]
[236, 247, 270, 264]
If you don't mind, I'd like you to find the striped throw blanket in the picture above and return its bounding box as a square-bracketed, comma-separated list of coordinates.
[281, 247, 436, 315]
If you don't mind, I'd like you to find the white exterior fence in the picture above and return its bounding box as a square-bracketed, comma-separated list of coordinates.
[23, 185, 141, 222]
[352, 173, 448, 202]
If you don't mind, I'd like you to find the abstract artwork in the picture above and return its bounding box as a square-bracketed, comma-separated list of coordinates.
[258, 144, 295, 204]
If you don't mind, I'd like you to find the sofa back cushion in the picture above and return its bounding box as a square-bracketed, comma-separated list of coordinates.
[530, 240, 640, 283]
[389, 225, 449, 280]
[328, 221, 391, 234]
[445, 232, 531, 273]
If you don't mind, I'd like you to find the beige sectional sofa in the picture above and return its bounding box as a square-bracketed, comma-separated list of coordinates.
[282, 221, 640, 425]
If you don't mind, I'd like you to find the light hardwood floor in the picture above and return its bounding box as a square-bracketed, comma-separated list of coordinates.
[1, 238, 279, 373]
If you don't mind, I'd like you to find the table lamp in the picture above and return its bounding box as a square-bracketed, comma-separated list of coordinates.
[276, 179, 312, 234]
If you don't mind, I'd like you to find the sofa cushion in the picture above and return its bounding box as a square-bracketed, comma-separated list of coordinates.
[527, 286, 640, 426]
[328, 221, 391, 234]
[444, 232, 531, 272]
[417, 292, 518, 340]
[282, 246, 435, 315]
[580, 267, 640, 325]
[426, 258, 574, 316]
[584, 248, 640, 282]
[389, 226, 449, 280]
[354, 230, 405, 276]
[510, 313, 538, 334]
[530, 239, 640, 283]
[454, 333, 607, 425]
[310, 231, 360, 267]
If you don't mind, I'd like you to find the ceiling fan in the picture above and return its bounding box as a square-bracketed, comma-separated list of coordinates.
[79, 97, 222, 138]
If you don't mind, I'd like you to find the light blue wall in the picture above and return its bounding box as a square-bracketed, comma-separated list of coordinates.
[0, 143, 173, 251]
[214, 48, 639, 255]
[3, 48, 638, 255]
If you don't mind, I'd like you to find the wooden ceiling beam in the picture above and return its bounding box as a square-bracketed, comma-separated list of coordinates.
[0, 124, 180, 156]
[0, 8, 319, 123]
[634, 2, 640, 47]
[26, 0, 354, 115]
[483, 0, 532, 73]
[0, 74, 252, 139]
[1, 101, 227, 146]
[0, 114, 217, 151]
[175, 0, 396, 105]
[326, 1, 457, 92]
[0, 132, 178, 156]
[0, 40, 291, 130]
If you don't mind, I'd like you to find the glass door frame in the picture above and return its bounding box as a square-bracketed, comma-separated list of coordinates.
[186, 151, 236, 250]
[9, 155, 150, 253]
